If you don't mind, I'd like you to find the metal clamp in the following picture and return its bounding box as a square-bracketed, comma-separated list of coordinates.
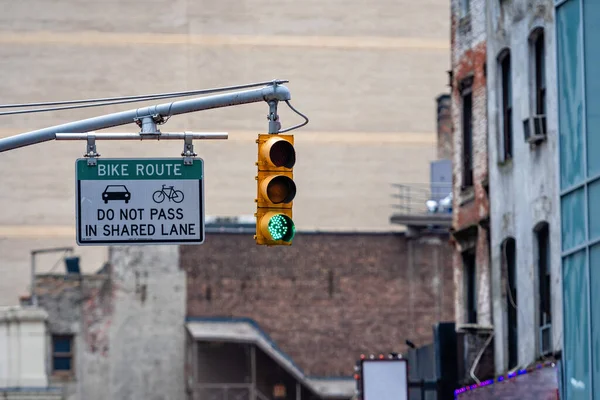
[84, 134, 100, 166]
[181, 133, 197, 165]
[134, 115, 163, 136]
[267, 100, 281, 134]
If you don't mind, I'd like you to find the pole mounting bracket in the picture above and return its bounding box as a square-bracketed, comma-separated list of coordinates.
[267, 100, 281, 134]
[181, 132, 197, 166]
[84, 134, 100, 166]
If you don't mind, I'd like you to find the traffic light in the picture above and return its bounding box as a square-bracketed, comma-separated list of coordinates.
[255, 133, 296, 246]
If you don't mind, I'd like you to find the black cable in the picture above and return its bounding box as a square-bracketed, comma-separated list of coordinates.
[0, 79, 289, 116]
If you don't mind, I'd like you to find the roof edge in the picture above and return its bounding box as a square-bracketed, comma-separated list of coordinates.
[185, 316, 354, 397]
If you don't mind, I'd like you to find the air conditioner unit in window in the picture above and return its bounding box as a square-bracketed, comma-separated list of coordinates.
[539, 324, 552, 356]
[523, 114, 547, 145]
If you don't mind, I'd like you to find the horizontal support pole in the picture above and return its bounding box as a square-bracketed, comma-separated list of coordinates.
[55, 132, 228, 140]
[0, 83, 289, 152]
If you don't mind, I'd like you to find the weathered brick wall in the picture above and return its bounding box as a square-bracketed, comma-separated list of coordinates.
[180, 232, 454, 377]
[450, 0, 491, 328]
[450, 0, 494, 385]
[34, 273, 114, 397]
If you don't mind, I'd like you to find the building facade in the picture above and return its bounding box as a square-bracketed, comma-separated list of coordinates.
[0, 0, 450, 307]
[21, 227, 455, 399]
[450, 0, 494, 385]
[555, 0, 600, 398]
[485, 0, 562, 377]
[181, 230, 455, 378]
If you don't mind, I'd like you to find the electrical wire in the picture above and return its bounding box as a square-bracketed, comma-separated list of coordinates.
[0, 79, 289, 116]
[469, 331, 494, 385]
[279, 100, 309, 133]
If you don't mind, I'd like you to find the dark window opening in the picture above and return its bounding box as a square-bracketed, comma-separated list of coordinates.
[537, 224, 551, 326]
[463, 250, 477, 324]
[533, 31, 546, 116]
[502, 238, 518, 370]
[462, 88, 474, 188]
[500, 51, 513, 160]
[52, 334, 74, 375]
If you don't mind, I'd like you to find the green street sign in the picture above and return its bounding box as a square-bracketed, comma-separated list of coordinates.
[75, 158, 204, 246]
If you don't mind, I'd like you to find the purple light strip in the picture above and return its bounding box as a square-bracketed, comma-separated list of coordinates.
[453, 361, 556, 398]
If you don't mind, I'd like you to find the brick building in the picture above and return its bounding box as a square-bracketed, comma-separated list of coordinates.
[20, 226, 454, 400]
[181, 229, 455, 379]
[449, 0, 494, 385]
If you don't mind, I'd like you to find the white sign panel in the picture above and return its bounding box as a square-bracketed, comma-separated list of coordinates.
[362, 359, 408, 400]
[75, 158, 204, 245]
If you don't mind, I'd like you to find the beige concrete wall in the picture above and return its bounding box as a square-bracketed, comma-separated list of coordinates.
[0, 0, 450, 305]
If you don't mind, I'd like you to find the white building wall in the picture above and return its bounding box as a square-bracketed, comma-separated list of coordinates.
[486, 0, 562, 374]
[0, 307, 48, 388]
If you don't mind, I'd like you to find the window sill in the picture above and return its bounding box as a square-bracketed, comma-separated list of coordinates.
[456, 323, 494, 333]
[50, 372, 76, 382]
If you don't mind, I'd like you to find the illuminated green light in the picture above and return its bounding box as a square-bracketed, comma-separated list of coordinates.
[268, 214, 295, 242]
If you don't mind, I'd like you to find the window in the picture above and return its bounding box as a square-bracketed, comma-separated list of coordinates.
[499, 50, 513, 161]
[463, 249, 477, 324]
[531, 29, 546, 116]
[52, 334, 74, 375]
[536, 223, 551, 326]
[461, 77, 474, 188]
[524, 28, 548, 144]
[502, 238, 518, 369]
[536, 223, 552, 357]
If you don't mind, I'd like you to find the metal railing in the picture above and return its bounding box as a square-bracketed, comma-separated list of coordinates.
[391, 183, 452, 215]
[192, 384, 270, 400]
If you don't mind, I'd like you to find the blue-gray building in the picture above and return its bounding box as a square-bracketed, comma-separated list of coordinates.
[557, 0, 600, 398]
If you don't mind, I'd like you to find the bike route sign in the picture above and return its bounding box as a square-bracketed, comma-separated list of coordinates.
[75, 158, 204, 246]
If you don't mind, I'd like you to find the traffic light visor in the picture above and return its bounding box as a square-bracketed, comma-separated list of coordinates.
[262, 137, 296, 168]
[266, 213, 295, 242]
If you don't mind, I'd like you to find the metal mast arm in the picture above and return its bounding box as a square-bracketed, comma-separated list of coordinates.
[0, 84, 291, 153]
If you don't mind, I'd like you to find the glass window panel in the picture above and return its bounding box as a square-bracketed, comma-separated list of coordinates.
[584, 0, 600, 176]
[53, 336, 71, 353]
[563, 250, 590, 400]
[590, 244, 600, 395]
[557, 0, 585, 188]
[561, 188, 586, 251]
[53, 356, 71, 371]
[589, 178, 600, 240]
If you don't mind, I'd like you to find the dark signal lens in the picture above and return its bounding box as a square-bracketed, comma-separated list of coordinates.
[266, 176, 296, 204]
[269, 140, 296, 168]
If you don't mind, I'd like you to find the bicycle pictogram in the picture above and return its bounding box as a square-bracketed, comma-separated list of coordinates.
[152, 184, 184, 203]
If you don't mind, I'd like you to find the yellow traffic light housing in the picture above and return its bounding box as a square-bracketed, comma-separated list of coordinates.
[255, 134, 296, 246]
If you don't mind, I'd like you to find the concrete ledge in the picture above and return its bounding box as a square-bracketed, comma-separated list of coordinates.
[0, 307, 48, 323]
[390, 213, 452, 227]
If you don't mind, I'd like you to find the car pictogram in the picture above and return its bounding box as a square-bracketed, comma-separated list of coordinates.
[102, 185, 131, 204]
